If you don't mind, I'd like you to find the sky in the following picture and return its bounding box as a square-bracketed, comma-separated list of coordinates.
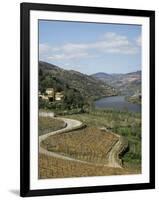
[39, 20, 141, 75]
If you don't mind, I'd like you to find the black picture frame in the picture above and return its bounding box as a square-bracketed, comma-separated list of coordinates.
[20, 2, 155, 197]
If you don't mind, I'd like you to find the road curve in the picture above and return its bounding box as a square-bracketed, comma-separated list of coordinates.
[107, 136, 122, 168]
[39, 117, 82, 143]
[39, 117, 92, 165]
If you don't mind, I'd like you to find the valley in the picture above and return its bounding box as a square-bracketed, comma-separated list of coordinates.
[38, 61, 141, 179]
[92, 71, 141, 96]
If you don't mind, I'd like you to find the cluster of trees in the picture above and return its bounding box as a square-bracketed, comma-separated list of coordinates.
[112, 117, 141, 166]
[39, 69, 64, 93]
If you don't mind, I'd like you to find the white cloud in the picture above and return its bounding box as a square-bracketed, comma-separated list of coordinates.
[39, 44, 50, 55]
[136, 36, 141, 46]
[39, 32, 141, 62]
[47, 52, 89, 61]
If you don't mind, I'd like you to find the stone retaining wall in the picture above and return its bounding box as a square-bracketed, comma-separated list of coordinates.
[39, 111, 55, 118]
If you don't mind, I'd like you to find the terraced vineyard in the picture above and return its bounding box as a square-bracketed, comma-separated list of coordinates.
[41, 127, 118, 164]
[39, 154, 140, 179]
[64, 110, 141, 168]
[39, 117, 66, 136]
[39, 109, 141, 179]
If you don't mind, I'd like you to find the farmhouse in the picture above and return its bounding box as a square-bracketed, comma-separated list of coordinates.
[39, 88, 64, 102]
[39, 94, 49, 100]
[46, 88, 55, 96]
[46, 88, 55, 102]
[55, 92, 64, 101]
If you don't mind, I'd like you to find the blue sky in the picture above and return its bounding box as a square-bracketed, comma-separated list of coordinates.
[39, 20, 141, 75]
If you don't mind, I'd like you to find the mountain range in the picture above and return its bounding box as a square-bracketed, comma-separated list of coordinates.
[92, 71, 141, 96]
[39, 61, 117, 100]
[39, 61, 141, 98]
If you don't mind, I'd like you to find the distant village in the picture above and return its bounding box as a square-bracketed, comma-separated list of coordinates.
[39, 88, 64, 102]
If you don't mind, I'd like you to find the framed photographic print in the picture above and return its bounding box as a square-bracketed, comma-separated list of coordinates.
[20, 2, 155, 197]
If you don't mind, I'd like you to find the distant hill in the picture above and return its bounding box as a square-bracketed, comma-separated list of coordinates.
[92, 71, 141, 96]
[39, 61, 116, 100]
[92, 72, 114, 80]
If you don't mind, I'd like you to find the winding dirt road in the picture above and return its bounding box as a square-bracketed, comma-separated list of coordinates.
[39, 117, 83, 143]
[39, 117, 125, 168]
[39, 117, 91, 165]
[107, 136, 123, 168]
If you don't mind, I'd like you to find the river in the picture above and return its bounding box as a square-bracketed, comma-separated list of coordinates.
[95, 96, 141, 113]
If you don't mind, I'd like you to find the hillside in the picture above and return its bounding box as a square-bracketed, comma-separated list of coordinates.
[39, 61, 116, 100]
[39, 109, 141, 179]
[92, 71, 141, 96]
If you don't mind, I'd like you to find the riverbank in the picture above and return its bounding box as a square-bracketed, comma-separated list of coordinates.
[125, 95, 141, 105]
[92, 93, 118, 101]
[95, 95, 141, 113]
